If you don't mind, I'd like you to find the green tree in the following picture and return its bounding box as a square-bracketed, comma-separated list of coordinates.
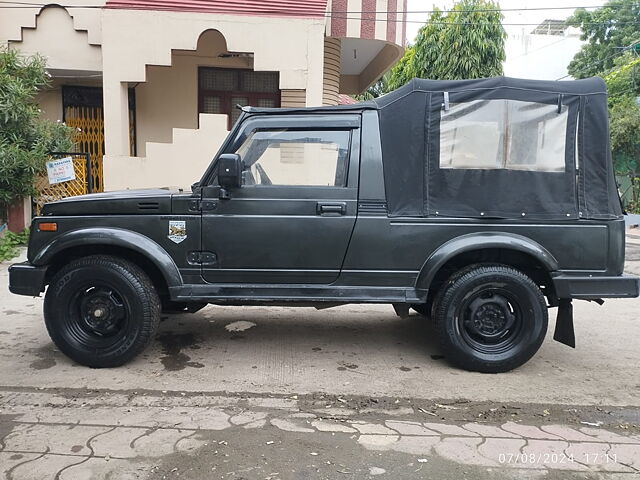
[387, 44, 418, 90]
[385, 0, 505, 92]
[567, 1, 640, 211]
[413, 1, 505, 80]
[567, 0, 640, 79]
[604, 53, 640, 101]
[358, 0, 505, 99]
[0, 48, 74, 220]
[603, 54, 640, 210]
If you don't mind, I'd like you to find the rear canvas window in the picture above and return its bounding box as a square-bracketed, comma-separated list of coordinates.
[439, 99, 568, 172]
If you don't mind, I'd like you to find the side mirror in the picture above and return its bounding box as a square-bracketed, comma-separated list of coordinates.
[217, 153, 243, 189]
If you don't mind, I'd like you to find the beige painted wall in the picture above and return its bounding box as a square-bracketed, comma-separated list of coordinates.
[1, 2, 104, 47]
[101, 9, 328, 190]
[100, 9, 327, 164]
[107, 115, 346, 191]
[10, 6, 102, 73]
[3, 4, 404, 191]
[106, 113, 229, 191]
[35, 77, 103, 123]
[36, 89, 64, 123]
[135, 30, 251, 156]
[4, 2, 406, 192]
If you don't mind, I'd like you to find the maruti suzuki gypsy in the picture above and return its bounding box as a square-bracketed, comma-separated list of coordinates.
[9, 77, 640, 372]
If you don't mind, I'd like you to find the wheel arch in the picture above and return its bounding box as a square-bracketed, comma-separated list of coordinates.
[416, 232, 559, 299]
[33, 228, 182, 295]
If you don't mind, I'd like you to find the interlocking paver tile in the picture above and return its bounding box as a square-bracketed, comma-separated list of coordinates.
[270, 417, 315, 433]
[565, 441, 633, 473]
[579, 427, 639, 445]
[357, 434, 400, 449]
[0, 452, 42, 477]
[7, 453, 85, 480]
[89, 426, 153, 459]
[384, 435, 440, 455]
[607, 443, 640, 470]
[385, 420, 440, 436]
[422, 422, 479, 437]
[3, 423, 109, 455]
[229, 411, 268, 426]
[463, 422, 521, 438]
[541, 425, 602, 442]
[477, 438, 532, 468]
[133, 428, 204, 457]
[90, 426, 202, 459]
[59, 457, 151, 480]
[311, 419, 357, 433]
[348, 421, 397, 435]
[14, 406, 230, 431]
[434, 437, 496, 466]
[521, 439, 589, 471]
[501, 422, 563, 440]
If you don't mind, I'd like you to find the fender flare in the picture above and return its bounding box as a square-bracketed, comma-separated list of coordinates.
[415, 232, 559, 290]
[31, 227, 183, 288]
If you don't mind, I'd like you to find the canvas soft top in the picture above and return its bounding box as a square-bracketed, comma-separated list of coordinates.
[246, 76, 621, 221]
[243, 77, 606, 115]
[371, 76, 620, 220]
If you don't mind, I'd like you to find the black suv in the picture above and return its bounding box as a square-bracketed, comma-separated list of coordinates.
[9, 77, 639, 373]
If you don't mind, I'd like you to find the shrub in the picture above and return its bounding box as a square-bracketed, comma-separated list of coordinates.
[0, 48, 74, 220]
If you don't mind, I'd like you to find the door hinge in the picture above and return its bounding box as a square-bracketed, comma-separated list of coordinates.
[187, 251, 218, 266]
[188, 200, 218, 212]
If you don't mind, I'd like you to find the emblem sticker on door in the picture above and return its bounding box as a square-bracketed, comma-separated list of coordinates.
[168, 220, 187, 244]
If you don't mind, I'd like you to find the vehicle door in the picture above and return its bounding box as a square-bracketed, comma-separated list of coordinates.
[200, 114, 360, 284]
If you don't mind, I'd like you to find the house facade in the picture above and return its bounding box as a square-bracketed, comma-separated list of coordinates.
[503, 20, 585, 81]
[2, 0, 407, 191]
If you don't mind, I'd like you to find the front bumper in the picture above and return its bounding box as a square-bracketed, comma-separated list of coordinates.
[8, 262, 48, 296]
[552, 274, 640, 300]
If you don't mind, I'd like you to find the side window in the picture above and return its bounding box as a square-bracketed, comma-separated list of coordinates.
[439, 99, 568, 172]
[235, 129, 350, 187]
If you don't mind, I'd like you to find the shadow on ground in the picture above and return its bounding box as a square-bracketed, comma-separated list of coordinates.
[152, 307, 442, 373]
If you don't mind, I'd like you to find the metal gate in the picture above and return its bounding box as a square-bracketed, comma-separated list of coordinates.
[33, 152, 92, 215]
[64, 105, 104, 192]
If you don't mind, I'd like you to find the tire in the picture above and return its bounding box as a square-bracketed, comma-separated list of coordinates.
[432, 264, 548, 373]
[44, 255, 160, 368]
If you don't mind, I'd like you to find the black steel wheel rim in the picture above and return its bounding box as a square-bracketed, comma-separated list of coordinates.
[455, 286, 525, 355]
[64, 282, 131, 349]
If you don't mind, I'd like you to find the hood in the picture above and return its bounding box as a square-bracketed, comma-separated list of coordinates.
[40, 189, 174, 216]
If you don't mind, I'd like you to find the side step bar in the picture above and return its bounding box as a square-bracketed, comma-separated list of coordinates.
[170, 284, 428, 304]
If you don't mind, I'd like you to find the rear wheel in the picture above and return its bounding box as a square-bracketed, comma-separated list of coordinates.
[44, 255, 160, 368]
[432, 264, 548, 373]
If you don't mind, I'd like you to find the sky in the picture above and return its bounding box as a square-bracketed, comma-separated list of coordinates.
[405, 0, 606, 43]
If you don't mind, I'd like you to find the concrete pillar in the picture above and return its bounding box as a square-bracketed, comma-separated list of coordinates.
[322, 38, 341, 106]
[102, 80, 130, 157]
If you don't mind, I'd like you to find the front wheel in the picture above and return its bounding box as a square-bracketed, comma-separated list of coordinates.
[432, 264, 548, 373]
[44, 255, 160, 368]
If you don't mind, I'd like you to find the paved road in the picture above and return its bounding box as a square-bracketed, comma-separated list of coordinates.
[1, 237, 639, 479]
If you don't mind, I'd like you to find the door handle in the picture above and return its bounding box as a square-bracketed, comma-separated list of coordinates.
[317, 202, 347, 216]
